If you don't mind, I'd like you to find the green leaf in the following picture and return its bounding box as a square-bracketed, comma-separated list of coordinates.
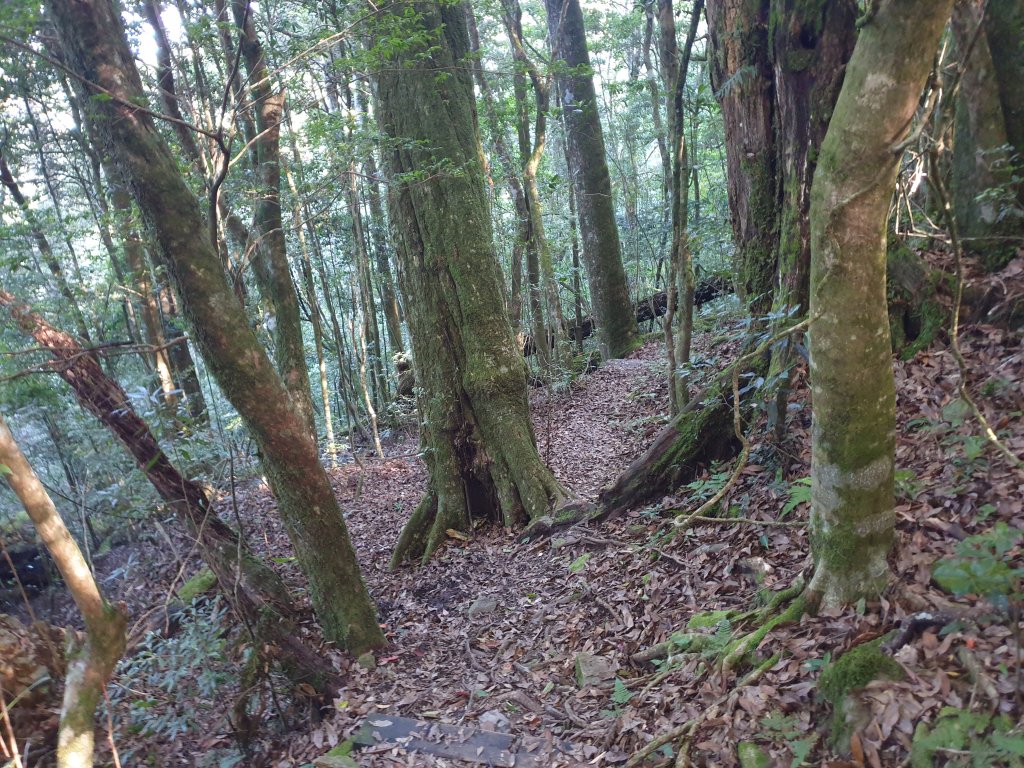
[789, 737, 815, 767]
[611, 677, 633, 706]
[568, 554, 591, 573]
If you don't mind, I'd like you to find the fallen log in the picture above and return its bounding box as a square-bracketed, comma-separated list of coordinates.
[596, 380, 739, 520]
[523, 275, 733, 357]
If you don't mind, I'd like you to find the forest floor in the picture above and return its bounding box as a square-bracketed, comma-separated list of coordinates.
[10, 256, 1024, 767]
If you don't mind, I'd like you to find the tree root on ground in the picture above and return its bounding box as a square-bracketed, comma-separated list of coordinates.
[623, 577, 809, 764]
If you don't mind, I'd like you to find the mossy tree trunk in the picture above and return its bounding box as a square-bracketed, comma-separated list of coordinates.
[806, 0, 954, 609]
[765, 0, 858, 438]
[47, 0, 384, 653]
[373, 1, 571, 565]
[544, 0, 638, 359]
[706, 0, 778, 315]
[232, 1, 317, 438]
[0, 412, 126, 768]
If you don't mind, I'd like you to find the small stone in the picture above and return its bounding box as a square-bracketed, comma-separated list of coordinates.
[468, 595, 499, 619]
[356, 651, 376, 670]
[478, 709, 511, 733]
[574, 652, 617, 688]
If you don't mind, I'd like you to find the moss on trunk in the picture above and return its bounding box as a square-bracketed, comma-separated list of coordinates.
[806, 0, 954, 609]
[597, 380, 738, 520]
[374, 2, 568, 566]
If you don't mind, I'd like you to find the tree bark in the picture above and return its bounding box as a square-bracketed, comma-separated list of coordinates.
[363, 151, 405, 354]
[373, 1, 574, 565]
[46, 0, 384, 653]
[949, 0, 1022, 266]
[806, 0, 954, 609]
[0, 412, 126, 768]
[706, 0, 778, 314]
[658, 0, 703, 411]
[545, 0, 638, 359]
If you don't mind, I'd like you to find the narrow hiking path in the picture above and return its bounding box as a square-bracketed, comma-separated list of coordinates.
[249, 278, 1022, 767]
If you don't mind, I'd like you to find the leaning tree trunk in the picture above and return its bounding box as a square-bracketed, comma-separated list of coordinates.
[373, 1, 574, 565]
[0, 412, 126, 768]
[806, 0, 954, 609]
[46, 0, 384, 654]
[544, 0, 638, 359]
[0, 289, 343, 692]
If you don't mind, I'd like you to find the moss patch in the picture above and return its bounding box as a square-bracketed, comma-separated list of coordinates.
[819, 635, 905, 749]
[737, 741, 772, 768]
[177, 568, 216, 603]
[687, 609, 733, 630]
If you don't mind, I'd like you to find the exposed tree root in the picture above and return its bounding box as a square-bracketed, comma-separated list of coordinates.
[719, 578, 807, 675]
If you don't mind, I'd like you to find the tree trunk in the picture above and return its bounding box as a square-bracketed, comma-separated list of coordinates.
[47, 0, 384, 653]
[545, 0, 638, 359]
[706, 0, 778, 314]
[950, 0, 1021, 267]
[765, 0, 858, 438]
[232, 1, 317, 438]
[0, 289, 344, 691]
[105, 172, 180, 411]
[283, 137, 337, 459]
[363, 152, 405, 354]
[0, 412, 126, 768]
[806, 0, 953, 609]
[985, 0, 1024, 179]
[658, 0, 704, 410]
[374, 1, 573, 565]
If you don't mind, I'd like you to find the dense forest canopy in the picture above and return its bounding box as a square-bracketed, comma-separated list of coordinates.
[0, 0, 1022, 766]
